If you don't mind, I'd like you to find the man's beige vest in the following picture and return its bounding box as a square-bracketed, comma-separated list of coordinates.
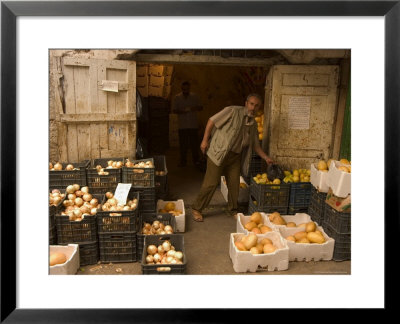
[207, 106, 257, 176]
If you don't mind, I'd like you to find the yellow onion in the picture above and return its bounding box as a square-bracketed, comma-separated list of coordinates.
[49, 162, 53, 170]
[83, 193, 92, 202]
[147, 245, 157, 255]
[80, 205, 91, 214]
[157, 245, 164, 254]
[66, 185, 75, 194]
[54, 162, 62, 171]
[72, 184, 80, 192]
[153, 253, 162, 263]
[146, 255, 154, 264]
[164, 225, 173, 233]
[74, 198, 84, 207]
[81, 186, 89, 194]
[90, 198, 98, 207]
[174, 251, 183, 260]
[65, 164, 74, 171]
[73, 209, 82, 218]
[162, 241, 171, 252]
[105, 192, 113, 199]
[68, 193, 76, 201]
[75, 190, 83, 197]
[90, 208, 97, 215]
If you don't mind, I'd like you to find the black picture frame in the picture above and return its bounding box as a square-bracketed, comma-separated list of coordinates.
[1, 0, 396, 321]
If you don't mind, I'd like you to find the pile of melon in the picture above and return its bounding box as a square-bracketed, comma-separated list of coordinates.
[234, 233, 278, 255]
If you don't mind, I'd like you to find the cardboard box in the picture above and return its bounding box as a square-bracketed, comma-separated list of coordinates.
[326, 161, 351, 198]
[278, 225, 334, 261]
[268, 213, 312, 230]
[229, 232, 289, 272]
[157, 199, 185, 232]
[136, 74, 149, 87]
[137, 85, 148, 97]
[136, 65, 148, 77]
[148, 85, 171, 99]
[221, 176, 249, 203]
[236, 212, 275, 235]
[149, 75, 172, 87]
[49, 244, 80, 275]
[325, 188, 351, 213]
[149, 64, 174, 77]
[310, 162, 329, 193]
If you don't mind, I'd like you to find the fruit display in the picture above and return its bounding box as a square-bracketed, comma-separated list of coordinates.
[234, 233, 278, 254]
[284, 221, 326, 244]
[283, 169, 311, 183]
[268, 212, 287, 225]
[145, 241, 184, 265]
[141, 221, 174, 235]
[49, 162, 79, 171]
[49, 189, 66, 206]
[316, 158, 351, 173]
[242, 212, 273, 234]
[101, 191, 138, 213]
[158, 202, 183, 217]
[60, 185, 99, 221]
[254, 109, 264, 141]
[253, 173, 281, 185]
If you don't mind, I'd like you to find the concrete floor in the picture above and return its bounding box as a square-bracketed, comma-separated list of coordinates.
[78, 147, 350, 275]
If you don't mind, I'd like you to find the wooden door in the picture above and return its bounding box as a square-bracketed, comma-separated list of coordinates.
[57, 57, 136, 162]
[264, 65, 340, 170]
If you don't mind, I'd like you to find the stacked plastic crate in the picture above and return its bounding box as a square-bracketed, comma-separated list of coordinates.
[309, 162, 330, 225]
[153, 155, 168, 200]
[86, 158, 124, 195]
[97, 188, 140, 263]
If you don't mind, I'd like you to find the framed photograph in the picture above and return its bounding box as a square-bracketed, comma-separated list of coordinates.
[1, 0, 395, 321]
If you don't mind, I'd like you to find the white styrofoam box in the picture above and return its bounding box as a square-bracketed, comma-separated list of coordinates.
[278, 225, 334, 262]
[220, 176, 249, 203]
[326, 160, 351, 198]
[236, 212, 275, 235]
[310, 162, 329, 192]
[49, 244, 80, 275]
[157, 199, 185, 232]
[268, 213, 312, 230]
[229, 232, 289, 272]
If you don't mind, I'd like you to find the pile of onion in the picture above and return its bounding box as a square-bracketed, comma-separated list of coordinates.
[60, 184, 100, 221]
[101, 192, 138, 213]
[106, 160, 124, 169]
[145, 241, 183, 265]
[50, 162, 78, 171]
[141, 221, 173, 235]
[49, 189, 66, 206]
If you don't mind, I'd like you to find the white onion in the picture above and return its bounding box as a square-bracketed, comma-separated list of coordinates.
[164, 225, 173, 232]
[68, 193, 76, 201]
[108, 198, 117, 206]
[90, 208, 97, 215]
[83, 193, 92, 202]
[107, 160, 113, 166]
[81, 186, 89, 194]
[147, 245, 157, 255]
[75, 198, 84, 207]
[153, 253, 162, 263]
[162, 241, 171, 252]
[72, 184, 80, 191]
[174, 251, 183, 260]
[153, 221, 160, 230]
[73, 209, 82, 218]
[66, 185, 75, 194]
[53, 196, 61, 205]
[166, 256, 174, 264]
[166, 250, 176, 258]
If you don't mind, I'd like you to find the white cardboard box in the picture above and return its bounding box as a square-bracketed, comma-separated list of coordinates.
[310, 162, 329, 193]
[229, 232, 289, 272]
[236, 212, 275, 235]
[326, 161, 351, 198]
[268, 213, 312, 230]
[278, 225, 334, 261]
[49, 244, 80, 275]
[157, 199, 185, 232]
[220, 176, 249, 203]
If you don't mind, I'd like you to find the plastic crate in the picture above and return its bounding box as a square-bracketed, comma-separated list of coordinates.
[323, 203, 351, 234]
[308, 187, 328, 224]
[49, 160, 90, 190]
[49, 226, 57, 245]
[133, 187, 156, 213]
[141, 234, 186, 274]
[98, 231, 137, 263]
[322, 222, 351, 261]
[249, 178, 290, 214]
[122, 158, 155, 188]
[78, 241, 99, 266]
[137, 213, 177, 260]
[153, 155, 168, 199]
[86, 158, 124, 194]
[97, 191, 139, 233]
[288, 182, 312, 214]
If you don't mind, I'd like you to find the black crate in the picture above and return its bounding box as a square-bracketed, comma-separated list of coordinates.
[49, 226, 57, 245]
[323, 203, 351, 234]
[249, 178, 290, 214]
[308, 187, 328, 225]
[322, 222, 351, 261]
[87, 158, 124, 194]
[78, 241, 99, 266]
[154, 155, 168, 199]
[97, 191, 139, 233]
[137, 213, 177, 260]
[99, 232, 137, 263]
[141, 234, 186, 274]
[55, 214, 97, 243]
[49, 160, 90, 190]
[122, 158, 155, 188]
[133, 187, 156, 213]
[288, 182, 312, 214]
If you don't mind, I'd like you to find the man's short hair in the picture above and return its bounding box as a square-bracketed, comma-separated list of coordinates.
[182, 81, 190, 87]
[246, 93, 262, 102]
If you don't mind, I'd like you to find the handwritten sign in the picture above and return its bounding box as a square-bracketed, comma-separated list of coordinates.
[102, 80, 119, 92]
[288, 96, 311, 130]
[113, 183, 132, 206]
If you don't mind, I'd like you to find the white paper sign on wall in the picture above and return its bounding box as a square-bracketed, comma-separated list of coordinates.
[288, 96, 311, 130]
[102, 80, 119, 92]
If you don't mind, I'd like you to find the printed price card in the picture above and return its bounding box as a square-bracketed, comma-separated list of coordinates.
[113, 183, 132, 206]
